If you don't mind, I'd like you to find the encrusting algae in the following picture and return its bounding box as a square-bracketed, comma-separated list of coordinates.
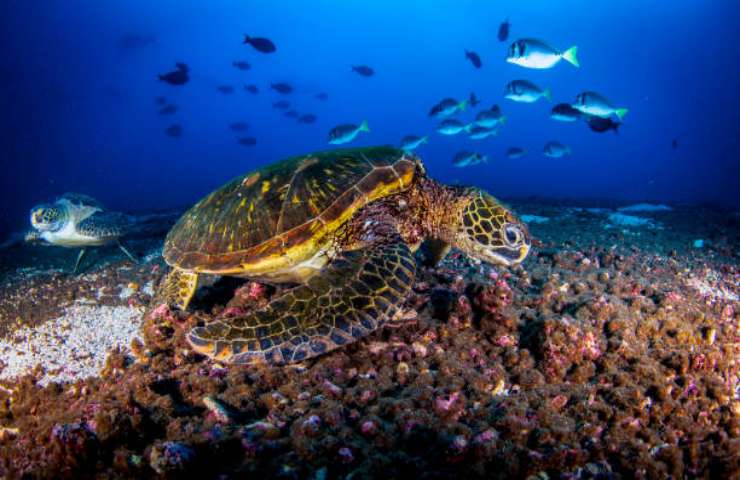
[0, 202, 737, 478]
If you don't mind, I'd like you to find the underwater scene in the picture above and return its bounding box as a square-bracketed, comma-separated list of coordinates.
[0, 1, 738, 478]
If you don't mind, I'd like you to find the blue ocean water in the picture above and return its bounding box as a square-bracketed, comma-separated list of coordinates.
[1, 0, 738, 241]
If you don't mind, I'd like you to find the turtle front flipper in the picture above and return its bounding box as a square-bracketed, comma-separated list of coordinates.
[187, 240, 416, 365]
[161, 268, 200, 310]
[73, 248, 87, 274]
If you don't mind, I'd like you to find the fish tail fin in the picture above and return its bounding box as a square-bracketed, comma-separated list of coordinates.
[562, 46, 579, 67]
[499, 115, 507, 125]
[543, 88, 552, 102]
[421, 135, 429, 144]
[243, 34, 250, 44]
[615, 108, 629, 121]
[458, 100, 468, 111]
[359, 120, 370, 132]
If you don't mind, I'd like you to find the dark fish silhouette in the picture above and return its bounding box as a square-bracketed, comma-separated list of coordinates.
[118, 33, 156, 50]
[244, 84, 259, 94]
[229, 121, 249, 132]
[671, 138, 678, 150]
[217, 85, 235, 94]
[298, 114, 317, 124]
[497, 19, 510, 42]
[429, 98, 467, 118]
[543, 141, 570, 158]
[469, 92, 481, 108]
[315, 92, 328, 101]
[585, 115, 621, 133]
[506, 147, 526, 159]
[351, 65, 374, 77]
[155, 96, 167, 106]
[238, 136, 257, 146]
[158, 105, 178, 115]
[550, 103, 583, 122]
[232, 61, 251, 71]
[465, 50, 482, 68]
[285, 110, 299, 119]
[270, 82, 293, 94]
[243, 34, 276, 53]
[272, 100, 290, 109]
[158, 63, 189, 85]
[165, 124, 182, 138]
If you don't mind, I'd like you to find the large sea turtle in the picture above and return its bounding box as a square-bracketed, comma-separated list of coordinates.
[27, 193, 137, 272]
[160, 147, 530, 365]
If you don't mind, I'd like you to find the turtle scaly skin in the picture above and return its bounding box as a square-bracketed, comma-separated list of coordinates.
[158, 147, 531, 365]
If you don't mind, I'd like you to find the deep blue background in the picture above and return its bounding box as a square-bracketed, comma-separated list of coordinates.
[1, 0, 738, 241]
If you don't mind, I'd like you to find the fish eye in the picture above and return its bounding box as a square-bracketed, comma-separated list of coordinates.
[504, 224, 522, 246]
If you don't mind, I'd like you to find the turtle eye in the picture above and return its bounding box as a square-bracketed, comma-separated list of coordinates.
[504, 224, 522, 246]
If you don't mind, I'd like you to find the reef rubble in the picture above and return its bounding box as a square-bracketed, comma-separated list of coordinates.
[0, 203, 737, 478]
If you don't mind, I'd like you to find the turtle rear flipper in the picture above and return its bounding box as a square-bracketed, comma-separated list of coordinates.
[187, 240, 416, 365]
[116, 240, 138, 264]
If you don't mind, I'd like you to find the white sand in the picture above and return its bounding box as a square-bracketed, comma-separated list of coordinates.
[0, 304, 143, 386]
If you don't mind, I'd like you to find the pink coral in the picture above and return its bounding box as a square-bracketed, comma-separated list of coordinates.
[496, 335, 517, 347]
[435, 392, 460, 412]
[148, 303, 173, 322]
[337, 447, 354, 464]
[361, 420, 377, 436]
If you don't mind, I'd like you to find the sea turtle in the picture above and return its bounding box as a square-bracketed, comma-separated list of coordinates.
[160, 146, 531, 365]
[27, 192, 137, 272]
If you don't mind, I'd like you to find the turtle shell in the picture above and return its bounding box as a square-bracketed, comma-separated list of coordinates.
[164, 146, 418, 277]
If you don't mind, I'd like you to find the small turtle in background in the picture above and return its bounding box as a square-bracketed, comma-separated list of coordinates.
[27, 193, 137, 273]
[156, 146, 531, 365]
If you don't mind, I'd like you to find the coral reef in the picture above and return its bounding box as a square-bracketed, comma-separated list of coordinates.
[0, 203, 737, 478]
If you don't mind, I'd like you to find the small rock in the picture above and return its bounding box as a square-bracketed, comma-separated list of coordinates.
[149, 441, 195, 475]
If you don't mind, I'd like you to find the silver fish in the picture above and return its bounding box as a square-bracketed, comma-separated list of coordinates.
[429, 98, 468, 118]
[437, 119, 472, 135]
[452, 151, 487, 167]
[468, 126, 498, 140]
[505, 80, 551, 103]
[400, 135, 428, 151]
[328, 121, 370, 145]
[506, 38, 579, 69]
[573, 91, 629, 120]
[475, 106, 507, 128]
[543, 141, 571, 158]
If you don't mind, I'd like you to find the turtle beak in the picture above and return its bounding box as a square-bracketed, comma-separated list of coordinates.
[483, 243, 530, 267]
[30, 209, 42, 227]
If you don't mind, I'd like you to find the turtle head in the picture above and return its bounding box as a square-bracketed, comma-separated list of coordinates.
[452, 189, 531, 267]
[30, 203, 65, 232]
